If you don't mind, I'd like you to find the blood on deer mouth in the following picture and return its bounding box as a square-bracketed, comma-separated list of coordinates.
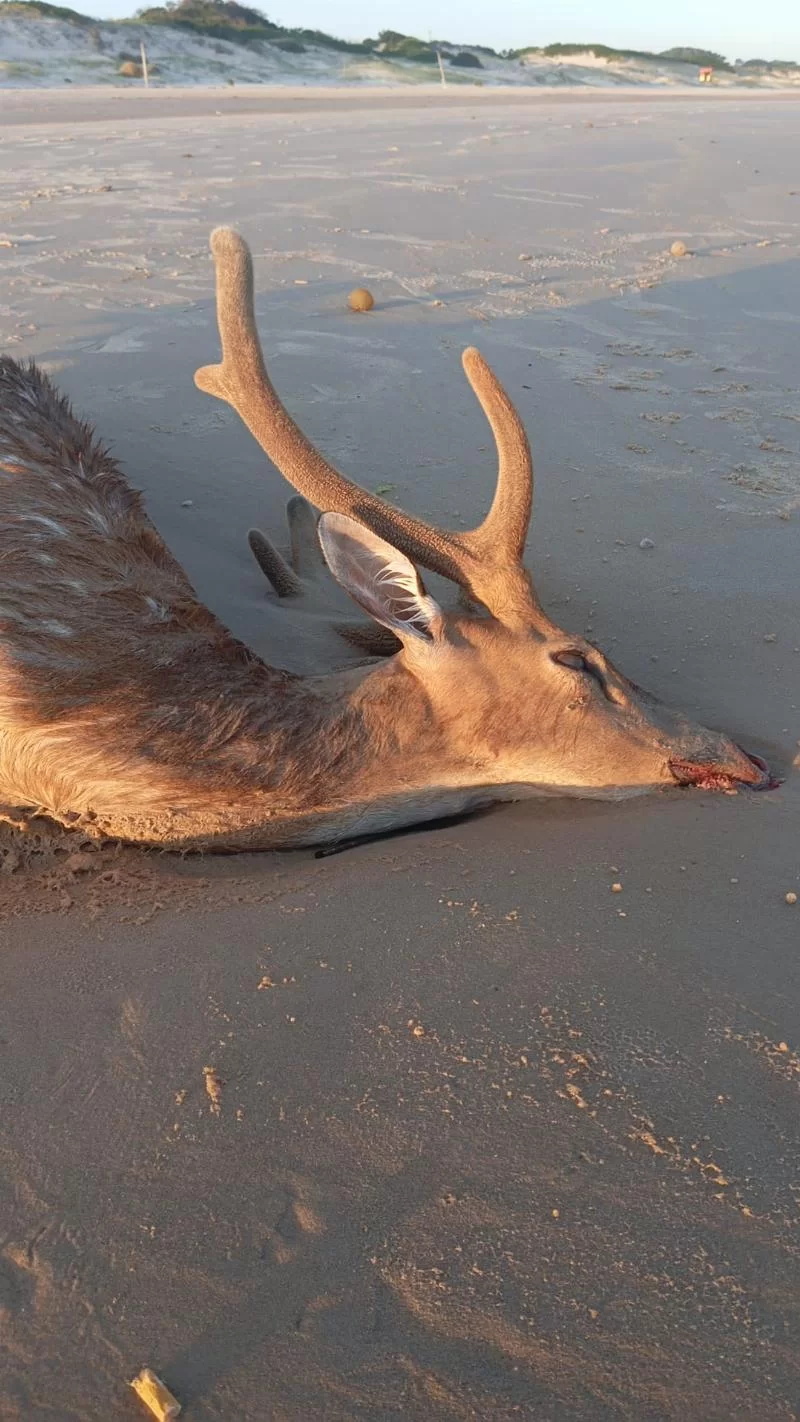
[669, 751, 777, 793]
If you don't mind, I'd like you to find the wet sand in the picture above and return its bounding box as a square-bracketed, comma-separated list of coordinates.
[2, 81, 799, 127]
[0, 89, 798, 1419]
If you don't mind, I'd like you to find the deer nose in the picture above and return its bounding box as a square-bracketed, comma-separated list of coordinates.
[739, 752, 777, 790]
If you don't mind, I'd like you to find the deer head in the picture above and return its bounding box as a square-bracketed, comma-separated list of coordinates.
[195, 228, 768, 802]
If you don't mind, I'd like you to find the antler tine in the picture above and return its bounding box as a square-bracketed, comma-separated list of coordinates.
[195, 228, 476, 589]
[459, 348, 534, 565]
[195, 229, 537, 614]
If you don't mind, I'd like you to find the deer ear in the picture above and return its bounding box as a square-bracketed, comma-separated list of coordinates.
[318, 512, 443, 643]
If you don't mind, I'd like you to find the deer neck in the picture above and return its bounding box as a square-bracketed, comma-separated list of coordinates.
[228, 654, 477, 847]
[279, 656, 492, 846]
[37, 650, 478, 852]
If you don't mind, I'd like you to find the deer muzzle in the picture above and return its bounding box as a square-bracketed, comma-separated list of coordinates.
[669, 748, 774, 792]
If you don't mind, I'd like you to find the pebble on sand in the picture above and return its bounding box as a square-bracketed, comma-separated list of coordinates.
[670, 240, 689, 258]
[348, 287, 375, 312]
[786, 892, 798, 905]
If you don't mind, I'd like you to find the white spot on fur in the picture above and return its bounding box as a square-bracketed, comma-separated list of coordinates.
[21, 515, 66, 536]
[87, 508, 110, 534]
[42, 620, 73, 637]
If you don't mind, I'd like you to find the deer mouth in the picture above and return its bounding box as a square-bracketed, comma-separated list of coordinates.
[669, 751, 776, 792]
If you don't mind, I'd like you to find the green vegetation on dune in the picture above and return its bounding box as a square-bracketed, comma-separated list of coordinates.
[4, 4, 793, 77]
[371, 30, 437, 64]
[131, 0, 369, 51]
[539, 41, 658, 61]
[738, 56, 798, 69]
[133, 0, 280, 44]
[511, 40, 734, 71]
[288, 27, 370, 54]
[135, 0, 279, 32]
[0, 0, 368, 50]
[660, 46, 732, 70]
[1, 0, 93, 21]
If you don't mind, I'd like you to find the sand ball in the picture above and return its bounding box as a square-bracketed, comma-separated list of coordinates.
[348, 288, 375, 313]
[670, 240, 688, 258]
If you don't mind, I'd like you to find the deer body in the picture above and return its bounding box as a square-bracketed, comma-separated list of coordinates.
[0, 231, 767, 851]
[0, 363, 436, 846]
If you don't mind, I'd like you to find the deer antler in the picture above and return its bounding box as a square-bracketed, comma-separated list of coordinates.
[195, 228, 539, 621]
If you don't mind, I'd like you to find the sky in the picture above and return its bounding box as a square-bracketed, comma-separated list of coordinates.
[81, 0, 800, 62]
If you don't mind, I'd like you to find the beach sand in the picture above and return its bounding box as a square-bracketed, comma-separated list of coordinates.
[0, 88, 798, 1419]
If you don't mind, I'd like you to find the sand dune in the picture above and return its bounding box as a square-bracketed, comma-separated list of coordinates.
[2, 16, 800, 90]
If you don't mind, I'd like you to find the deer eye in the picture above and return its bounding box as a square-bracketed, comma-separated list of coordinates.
[553, 649, 617, 702]
[553, 650, 593, 674]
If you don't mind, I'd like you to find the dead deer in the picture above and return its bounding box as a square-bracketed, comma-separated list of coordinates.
[0, 227, 768, 851]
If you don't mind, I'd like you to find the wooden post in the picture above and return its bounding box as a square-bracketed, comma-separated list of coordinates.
[140, 39, 149, 88]
[436, 50, 446, 86]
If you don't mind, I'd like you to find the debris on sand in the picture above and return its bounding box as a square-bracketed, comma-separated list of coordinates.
[348, 287, 374, 312]
[130, 1367, 181, 1419]
[670, 240, 689, 257]
[203, 1064, 223, 1114]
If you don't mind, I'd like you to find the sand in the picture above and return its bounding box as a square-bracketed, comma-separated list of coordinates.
[0, 88, 798, 1419]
